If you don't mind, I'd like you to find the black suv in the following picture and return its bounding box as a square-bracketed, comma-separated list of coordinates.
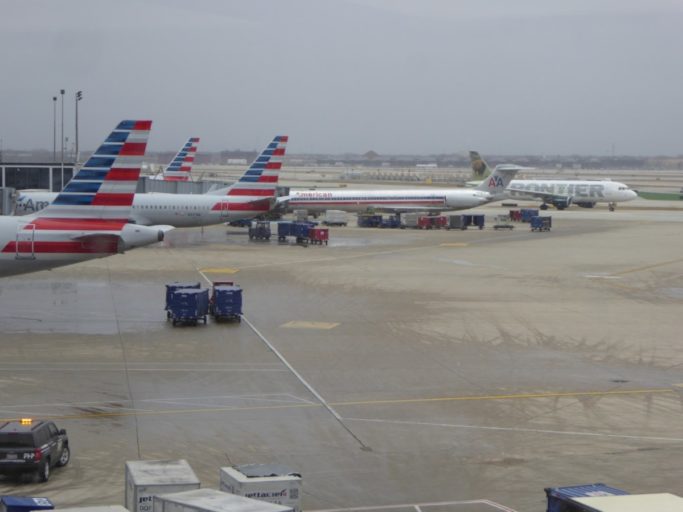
[0, 419, 70, 482]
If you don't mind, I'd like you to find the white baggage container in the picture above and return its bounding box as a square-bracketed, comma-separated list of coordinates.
[154, 489, 293, 512]
[125, 460, 201, 512]
[219, 464, 301, 512]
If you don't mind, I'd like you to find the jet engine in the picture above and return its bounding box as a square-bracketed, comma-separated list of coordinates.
[119, 224, 172, 250]
[575, 201, 596, 208]
[550, 197, 572, 210]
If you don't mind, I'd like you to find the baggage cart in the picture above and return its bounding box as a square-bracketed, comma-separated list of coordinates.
[509, 209, 522, 222]
[153, 489, 293, 512]
[125, 459, 200, 512]
[530, 216, 552, 231]
[545, 483, 629, 512]
[277, 222, 312, 244]
[220, 464, 302, 512]
[465, 214, 485, 229]
[210, 284, 242, 322]
[0, 497, 54, 512]
[248, 220, 271, 241]
[309, 227, 329, 245]
[165, 282, 201, 319]
[167, 288, 209, 326]
[520, 208, 540, 222]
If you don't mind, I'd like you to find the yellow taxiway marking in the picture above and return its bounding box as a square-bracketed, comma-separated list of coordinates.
[281, 321, 340, 330]
[439, 243, 469, 247]
[199, 267, 239, 274]
[0, 387, 675, 423]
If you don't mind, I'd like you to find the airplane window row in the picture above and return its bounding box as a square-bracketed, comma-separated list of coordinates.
[299, 196, 444, 201]
[132, 204, 211, 210]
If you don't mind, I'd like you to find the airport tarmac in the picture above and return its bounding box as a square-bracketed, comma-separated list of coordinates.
[1, 201, 682, 511]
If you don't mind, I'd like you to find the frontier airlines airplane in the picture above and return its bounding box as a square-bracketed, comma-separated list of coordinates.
[469, 151, 637, 211]
[0, 120, 171, 278]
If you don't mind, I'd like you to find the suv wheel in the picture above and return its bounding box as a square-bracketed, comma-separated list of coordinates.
[38, 460, 50, 482]
[57, 445, 70, 466]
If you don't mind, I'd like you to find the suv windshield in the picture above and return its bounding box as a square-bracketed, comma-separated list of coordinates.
[0, 433, 34, 447]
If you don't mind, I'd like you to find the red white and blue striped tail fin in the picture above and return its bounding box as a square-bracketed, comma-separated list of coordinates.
[38, 120, 151, 221]
[163, 137, 200, 181]
[225, 135, 288, 199]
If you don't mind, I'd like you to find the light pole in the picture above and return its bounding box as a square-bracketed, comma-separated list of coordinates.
[75, 90, 82, 166]
[60, 89, 65, 189]
[52, 96, 57, 162]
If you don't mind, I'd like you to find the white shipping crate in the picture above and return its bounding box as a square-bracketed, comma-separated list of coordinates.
[154, 489, 293, 512]
[125, 460, 201, 512]
[219, 465, 301, 512]
[323, 210, 347, 226]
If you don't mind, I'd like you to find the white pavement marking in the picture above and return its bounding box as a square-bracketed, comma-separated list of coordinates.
[346, 417, 683, 443]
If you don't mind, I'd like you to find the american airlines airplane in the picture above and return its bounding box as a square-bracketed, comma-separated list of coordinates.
[149, 137, 200, 181]
[0, 120, 171, 278]
[15, 136, 288, 228]
[470, 151, 637, 211]
[280, 163, 521, 214]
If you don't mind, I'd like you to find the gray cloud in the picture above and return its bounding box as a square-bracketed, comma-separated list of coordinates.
[1, 0, 681, 156]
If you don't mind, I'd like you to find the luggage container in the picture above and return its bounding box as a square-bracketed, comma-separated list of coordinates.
[357, 214, 382, 228]
[400, 212, 421, 229]
[277, 222, 312, 244]
[545, 483, 629, 512]
[125, 460, 200, 512]
[219, 464, 302, 512]
[292, 209, 308, 222]
[309, 227, 329, 245]
[0, 497, 54, 512]
[509, 209, 522, 222]
[520, 208, 540, 222]
[322, 210, 348, 226]
[248, 221, 271, 241]
[570, 493, 683, 511]
[165, 283, 201, 319]
[210, 284, 243, 322]
[530, 216, 552, 231]
[447, 215, 465, 230]
[465, 214, 485, 229]
[153, 489, 293, 512]
[167, 289, 209, 326]
[379, 215, 400, 229]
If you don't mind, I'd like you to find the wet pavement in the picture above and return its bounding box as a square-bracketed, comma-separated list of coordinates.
[0, 202, 682, 510]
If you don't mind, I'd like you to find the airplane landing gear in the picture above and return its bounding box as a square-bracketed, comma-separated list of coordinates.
[540, 203, 549, 210]
[608, 202, 616, 211]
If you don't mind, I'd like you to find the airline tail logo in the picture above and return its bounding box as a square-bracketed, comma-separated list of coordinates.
[488, 175, 504, 189]
[43, 120, 151, 220]
[163, 137, 200, 181]
[226, 135, 288, 198]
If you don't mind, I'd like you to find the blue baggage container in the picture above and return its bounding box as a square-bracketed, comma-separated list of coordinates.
[168, 288, 209, 326]
[530, 216, 552, 231]
[545, 483, 629, 512]
[211, 285, 243, 322]
[357, 214, 382, 228]
[278, 221, 312, 243]
[165, 282, 201, 318]
[380, 216, 401, 229]
[0, 497, 54, 512]
[520, 208, 540, 222]
[464, 214, 485, 229]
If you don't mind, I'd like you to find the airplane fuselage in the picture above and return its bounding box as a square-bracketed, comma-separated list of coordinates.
[15, 191, 269, 227]
[506, 180, 637, 204]
[286, 188, 490, 213]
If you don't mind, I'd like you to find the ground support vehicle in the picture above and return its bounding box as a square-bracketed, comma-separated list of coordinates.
[309, 227, 329, 245]
[277, 221, 313, 244]
[322, 210, 348, 226]
[357, 214, 382, 228]
[167, 288, 209, 326]
[248, 220, 271, 241]
[530, 216, 552, 231]
[165, 282, 201, 319]
[210, 282, 243, 322]
[0, 419, 70, 483]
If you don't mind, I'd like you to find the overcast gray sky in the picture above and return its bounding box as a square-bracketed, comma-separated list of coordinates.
[2, 0, 682, 155]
